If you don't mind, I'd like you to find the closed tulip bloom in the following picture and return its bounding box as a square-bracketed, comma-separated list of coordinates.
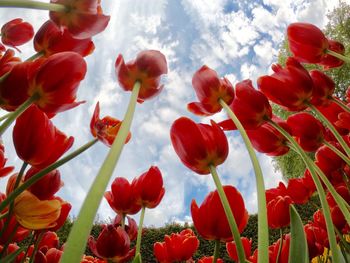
[187, 65, 234, 116]
[287, 22, 328, 63]
[115, 50, 168, 103]
[0, 143, 14, 178]
[257, 57, 313, 111]
[13, 105, 74, 168]
[28, 51, 87, 115]
[104, 177, 141, 215]
[271, 234, 290, 263]
[319, 39, 345, 69]
[154, 229, 199, 262]
[287, 112, 325, 152]
[317, 100, 348, 135]
[226, 237, 252, 262]
[197, 256, 223, 263]
[13, 190, 61, 230]
[304, 222, 328, 259]
[90, 102, 131, 147]
[88, 224, 135, 262]
[34, 20, 95, 57]
[315, 143, 345, 175]
[170, 117, 228, 175]
[49, 0, 110, 39]
[267, 195, 293, 229]
[132, 166, 165, 209]
[219, 79, 272, 130]
[1, 18, 34, 47]
[191, 185, 248, 242]
[44, 248, 63, 263]
[309, 70, 335, 106]
[286, 176, 315, 204]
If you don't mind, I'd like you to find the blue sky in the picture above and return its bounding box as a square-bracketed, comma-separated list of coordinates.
[0, 0, 347, 226]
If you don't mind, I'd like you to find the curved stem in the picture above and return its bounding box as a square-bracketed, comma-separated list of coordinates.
[210, 165, 246, 263]
[219, 99, 269, 263]
[0, 0, 66, 12]
[135, 206, 146, 257]
[0, 112, 11, 122]
[326, 49, 350, 63]
[323, 140, 350, 167]
[0, 93, 39, 136]
[25, 51, 44, 62]
[61, 82, 141, 263]
[0, 139, 98, 212]
[331, 97, 350, 114]
[275, 229, 283, 263]
[308, 103, 350, 157]
[212, 240, 220, 263]
[268, 120, 343, 263]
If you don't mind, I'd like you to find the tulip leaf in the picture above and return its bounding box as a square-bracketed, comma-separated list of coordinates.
[132, 253, 142, 263]
[288, 205, 309, 263]
[2, 247, 25, 263]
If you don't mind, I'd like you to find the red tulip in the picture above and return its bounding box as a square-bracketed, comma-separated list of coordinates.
[88, 224, 135, 262]
[219, 79, 272, 130]
[0, 243, 25, 263]
[104, 177, 141, 215]
[265, 182, 288, 203]
[267, 195, 293, 229]
[286, 176, 315, 204]
[132, 166, 165, 209]
[49, 0, 110, 39]
[191, 185, 248, 242]
[45, 248, 63, 263]
[0, 49, 21, 76]
[310, 70, 335, 106]
[28, 51, 87, 115]
[287, 112, 325, 152]
[1, 18, 34, 47]
[113, 214, 138, 241]
[271, 234, 290, 263]
[287, 22, 328, 63]
[34, 20, 95, 57]
[49, 197, 72, 232]
[13, 105, 74, 168]
[0, 143, 14, 178]
[115, 50, 168, 103]
[226, 237, 252, 262]
[335, 111, 350, 132]
[247, 116, 290, 156]
[257, 57, 313, 111]
[187, 65, 234, 116]
[315, 142, 345, 175]
[197, 256, 223, 263]
[317, 100, 348, 135]
[153, 229, 199, 262]
[24, 167, 63, 200]
[90, 102, 131, 147]
[304, 221, 328, 259]
[0, 214, 29, 245]
[319, 39, 345, 69]
[170, 117, 228, 175]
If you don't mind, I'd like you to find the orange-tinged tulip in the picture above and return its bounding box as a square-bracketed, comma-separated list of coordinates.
[1, 18, 34, 48]
[13, 191, 61, 230]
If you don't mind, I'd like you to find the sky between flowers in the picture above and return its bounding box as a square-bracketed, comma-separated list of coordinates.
[0, 0, 348, 226]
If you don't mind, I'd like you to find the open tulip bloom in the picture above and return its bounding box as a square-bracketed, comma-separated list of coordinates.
[0, 2, 350, 263]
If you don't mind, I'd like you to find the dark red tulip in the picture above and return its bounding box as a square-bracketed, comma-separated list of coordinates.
[45, 248, 63, 263]
[0, 214, 29, 245]
[267, 195, 293, 229]
[0, 243, 25, 263]
[219, 79, 272, 130]
[0, 143, 14, 178]
[257, 57, 313, 111]
[13, 105, 74, 169]
[113, 214, 137, 241]
[132, 166, 165, 209]
[115, 50, 168, 103]
[287, 22, 328, 63]
[226, 237, 252, 262]
[49, 0, 110, 39]
[304, 221, 328, 259]
[247, 116, 290, 156]
[104, 177, 141, 215]
[170, 117, 228, 175]
[28, 51, 87, 115]
[153, 229, 199, 262]
[88, 224, 135, 262]
[1, 18, 34, 47]
[319, 39, 345, 69]
[310, 70, 335, 106]
[287, 112, 325, 152]
[191, 185, 248, 242]
[34, 20, 95, 57]
[90, 102, 131, 147]
[335, 111, 350, 132]
[187, 65, 234, 116]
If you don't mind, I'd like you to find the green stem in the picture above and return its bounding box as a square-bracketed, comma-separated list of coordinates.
[0, 0, 66, 12]
[19, 232, 34, 263]
[121, 214, 126, 229]
[212, 240, 220, 263]
[219, 99, 269, 263]
[0, 139, 98, 212]
[0, 223, 19, 259]
[0, 211, 8, 220]
[0, 93, 39, 136]
[332, 97, 350, 114]
[326, 49, 350, 63]
[269, 120, 343, 263]
[0, 112, 11, 122]
[25, 51, 44, 62]
[60, 82, 141, 263]
[209, 165, 246, 263]
[275, 229, 283, 263]
[29, 231, 44, 263]
[135, 206, 146, 257]
[335, 227, 350, 252]
[308, 103, 350, 157]
[324, 140, 350, 167]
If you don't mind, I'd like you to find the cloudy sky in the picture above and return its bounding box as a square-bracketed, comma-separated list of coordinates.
[0, 0, 348, 226]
